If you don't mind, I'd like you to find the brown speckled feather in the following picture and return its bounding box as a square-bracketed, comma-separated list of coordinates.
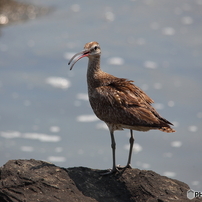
[89, 74, 174, 132]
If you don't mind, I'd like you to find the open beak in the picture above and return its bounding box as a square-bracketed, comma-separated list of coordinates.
[68, 50, 90, 70]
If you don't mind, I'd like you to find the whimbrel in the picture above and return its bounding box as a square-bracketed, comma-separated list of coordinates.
[68, 41, 175, 174]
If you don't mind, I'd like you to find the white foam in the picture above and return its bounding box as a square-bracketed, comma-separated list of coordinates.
[124, 143, 142, 153]
[20, 146, 34, 152]
[162, 27, 175, 36]
[163, 152, 173, 158]
[49, 126, 60, 133]
[144, 61, 158, 69]
[107, 57, 124, 65]
[47, 156, 66, 162]
[0, 131, 21, 139]
[133, 143, 143, 153]
[76, 114, 99, 122]
[71, 4, 80, 12]
[46, 77, 71, 89]
[163, 171, 176, 178]
[23, 133, 61, 142]
[142, 163, 151, 169]
[96, 122, 108, 130]
[171, 141, 182, 148]
[0, 131, 61, 142]
[188, 125, 198, 132]
[136, 161, 150, 169]
[105, 11, 115, 22]
[181, 16, 193, 25]
[76, 93, 89, 101]
[153, 103, 164, 110]
[168, 100, 175, 107]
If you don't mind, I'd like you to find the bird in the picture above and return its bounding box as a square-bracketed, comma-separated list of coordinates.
[68, 41, 175, 175]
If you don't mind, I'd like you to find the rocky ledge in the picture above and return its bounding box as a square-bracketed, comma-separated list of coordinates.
[0, 159, 199, 202]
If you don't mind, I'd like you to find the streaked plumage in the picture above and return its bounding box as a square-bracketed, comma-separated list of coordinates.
[68, 41, 175, 174]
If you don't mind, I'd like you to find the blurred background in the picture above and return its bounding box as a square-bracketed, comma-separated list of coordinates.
[0, 0, 202, 191]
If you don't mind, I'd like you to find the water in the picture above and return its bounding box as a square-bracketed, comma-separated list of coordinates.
[0, 0, 202, 191]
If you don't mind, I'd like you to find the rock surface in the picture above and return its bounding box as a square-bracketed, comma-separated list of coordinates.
[0, 159, 200, 202]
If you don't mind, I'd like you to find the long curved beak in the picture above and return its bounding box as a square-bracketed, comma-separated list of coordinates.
[68, 50, 90, 70]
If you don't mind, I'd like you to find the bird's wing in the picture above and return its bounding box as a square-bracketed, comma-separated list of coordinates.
[93, 78, 172, 127]
[99, 78, 153, 107]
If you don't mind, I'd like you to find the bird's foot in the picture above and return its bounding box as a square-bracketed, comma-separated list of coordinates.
[100, 167, 120, 175]
[116, 164, 132, 170]
[100, 164, 132, 175]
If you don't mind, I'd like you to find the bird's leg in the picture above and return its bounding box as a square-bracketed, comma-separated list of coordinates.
[125, 129, 134, 168]
[116, 129, 134, 170]
[110, 130, 117, 172]
[101, 129, 119, 175]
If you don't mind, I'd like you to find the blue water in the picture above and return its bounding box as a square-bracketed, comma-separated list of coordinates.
[0, 0, 202, 191]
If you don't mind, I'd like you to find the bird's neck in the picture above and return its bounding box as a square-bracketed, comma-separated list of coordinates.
[87, 56, 104, 87]
[87, 55, 101, 74]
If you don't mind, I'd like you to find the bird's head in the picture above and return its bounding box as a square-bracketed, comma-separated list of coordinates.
[68, 41, 101, 70]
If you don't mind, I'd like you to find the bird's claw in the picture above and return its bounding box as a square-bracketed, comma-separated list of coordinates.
[116, 164, 132, 169]
[100, 164, 132, 175]
[100, 167, 120, 175]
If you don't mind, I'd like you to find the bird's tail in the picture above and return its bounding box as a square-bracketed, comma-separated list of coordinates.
[159, 127, 176, 133]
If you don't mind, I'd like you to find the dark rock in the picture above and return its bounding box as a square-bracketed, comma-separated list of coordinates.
[0, 159, 200, 202]
[0, 159, 96, 202]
